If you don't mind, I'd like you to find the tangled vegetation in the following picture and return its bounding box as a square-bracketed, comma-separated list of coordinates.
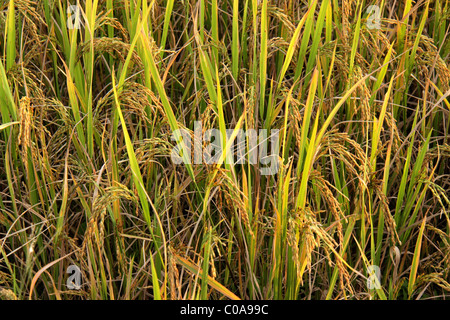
[0, 0, 450, 300]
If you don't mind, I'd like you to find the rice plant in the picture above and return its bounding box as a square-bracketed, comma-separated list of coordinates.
[0, 0, 449, 300]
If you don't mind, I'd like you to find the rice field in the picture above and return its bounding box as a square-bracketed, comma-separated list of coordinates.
[0, 0, 449, 300]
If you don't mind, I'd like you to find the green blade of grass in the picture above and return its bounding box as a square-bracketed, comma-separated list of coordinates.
[408, 217, 427, 297]
[5, 0, 16, 71]
[259, 0, 268, 117]
[201, 227, 212, 300]
[160, 0, 175, 58]
[277, 0, 316, 92]
[232, 0, 240, 80]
